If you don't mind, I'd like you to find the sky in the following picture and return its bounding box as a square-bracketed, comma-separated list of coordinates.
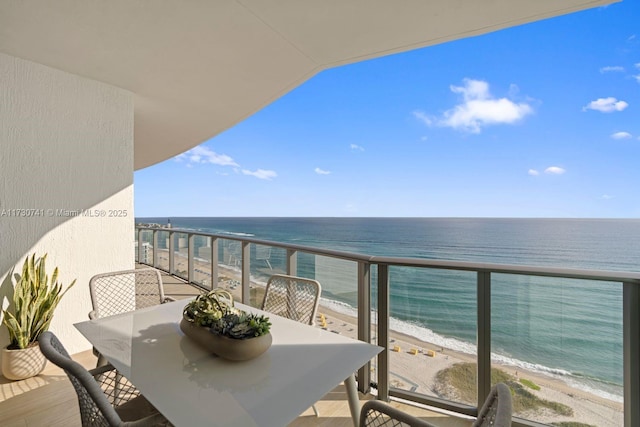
[135, 1, 639, 218]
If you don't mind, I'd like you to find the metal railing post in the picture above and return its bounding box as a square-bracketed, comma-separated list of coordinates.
[286, 249, 297, 275]
[477, 271, 492, 410]
[377, 263, 390, 401]
[357, 261, 371, 394]
[624, 281, 640, 427]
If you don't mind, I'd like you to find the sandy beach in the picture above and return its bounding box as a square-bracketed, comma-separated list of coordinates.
[156, 248, 624, 426]
[318, 305, 623, 427]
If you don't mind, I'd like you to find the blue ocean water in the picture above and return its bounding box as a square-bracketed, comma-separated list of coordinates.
[139, 217, 640, 400]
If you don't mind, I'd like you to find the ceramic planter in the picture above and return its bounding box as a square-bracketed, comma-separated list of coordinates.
[1, 343, 47, 380]
[179, 318, 272, 361]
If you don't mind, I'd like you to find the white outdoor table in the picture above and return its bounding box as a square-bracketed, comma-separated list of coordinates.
[75, 299, 382, 427]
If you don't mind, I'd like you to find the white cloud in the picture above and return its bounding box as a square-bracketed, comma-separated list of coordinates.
[582, 97, 629, 113]
[175, 145, 238, 167]
[545, 166, 566, 175]
[635, 63, 640, 69]
[418, 79, 533, 133]
[315, 167, 331, 175]
[350, 144, 365, 151]
[528, 169, 539, 176]
[601, 194, 615, 200]
[599, 66, 625, 73]
[241, 169, 277, 180]
[611, 131, 632, 140]
[412, 110, 433, 126]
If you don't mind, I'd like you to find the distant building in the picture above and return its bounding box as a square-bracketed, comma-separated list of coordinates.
[135, 242, 151, 263]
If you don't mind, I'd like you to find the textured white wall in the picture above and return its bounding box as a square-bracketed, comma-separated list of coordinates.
[0, 52, 134, 356]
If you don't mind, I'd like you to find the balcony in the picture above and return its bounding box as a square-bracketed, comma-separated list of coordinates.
[2, 224, 638, 426]
[134, 225, 640, 427]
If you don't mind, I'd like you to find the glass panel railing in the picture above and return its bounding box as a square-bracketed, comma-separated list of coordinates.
[133, 225, 638, 426]
[191, 235, 213, 289]
[172, 232, 189, 280]
[156, 230, 170, 271]
[292, 253, 360, 338]
[315, 255, 359, 338]
[388, 267, 477, 403]
[492, 274, 623, 426]
[137, 229, 154, 265]
[247, 245, 287, 308]
[217, 239, 243, 302]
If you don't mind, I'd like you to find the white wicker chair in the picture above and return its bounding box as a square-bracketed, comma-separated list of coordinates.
[261, 274, 322, 415]
[89, 268, 174, 366]
[261, 274, 321, 326]
[89, 268, 173, 319]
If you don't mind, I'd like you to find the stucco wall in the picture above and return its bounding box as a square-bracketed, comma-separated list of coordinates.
[0, 52, 134, 357]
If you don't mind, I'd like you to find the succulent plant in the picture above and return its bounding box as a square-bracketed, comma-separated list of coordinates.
[210, 312, 271, 339]
[182, 289, 239, 327]
[182, 288, 271, 339]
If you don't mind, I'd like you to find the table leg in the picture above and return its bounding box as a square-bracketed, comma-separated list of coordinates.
[345, 374, 360, 426]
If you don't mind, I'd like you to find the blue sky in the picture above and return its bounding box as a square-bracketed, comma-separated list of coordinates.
[135, 1, 639, 218]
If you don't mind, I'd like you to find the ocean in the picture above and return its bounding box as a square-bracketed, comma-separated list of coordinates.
[137, 217, 640, 401]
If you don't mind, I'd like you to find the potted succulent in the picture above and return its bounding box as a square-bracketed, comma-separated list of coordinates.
[1, 254, 76, 380]
[180, 289, 272, 361]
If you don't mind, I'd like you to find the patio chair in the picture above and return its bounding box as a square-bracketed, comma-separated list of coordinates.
[359, 383, 512, 427]
[38, 331, 172, 427]
[261, 274, 322, 415]
[472, 383, 512, 427]
[261, 274, 321, 326]
[89, 268, 174, 366]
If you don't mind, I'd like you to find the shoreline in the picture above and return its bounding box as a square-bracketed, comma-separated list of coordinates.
[319, 304, 623, 426]
[155, 249, 624, 425]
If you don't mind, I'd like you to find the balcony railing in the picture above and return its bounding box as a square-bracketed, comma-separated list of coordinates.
[135, 225, 640, 427]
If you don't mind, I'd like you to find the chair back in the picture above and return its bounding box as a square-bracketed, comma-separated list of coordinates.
[472, 383, 512, 427]
[38, 331, 125, 427]
[360, 400, 437, 427]
[261, 274, 321, 325]
[89, 268, 166, 319]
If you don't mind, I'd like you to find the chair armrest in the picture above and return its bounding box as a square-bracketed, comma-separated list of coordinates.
[89, 310, 98, 320]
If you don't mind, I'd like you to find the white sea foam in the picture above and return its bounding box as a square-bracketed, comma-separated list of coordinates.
[218, 231, 255, 237]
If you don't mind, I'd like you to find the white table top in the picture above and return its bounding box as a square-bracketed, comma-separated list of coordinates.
[75, 299, 381, 427]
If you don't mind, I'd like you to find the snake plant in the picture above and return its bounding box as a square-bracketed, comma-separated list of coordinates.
[2, 254, 76, 349]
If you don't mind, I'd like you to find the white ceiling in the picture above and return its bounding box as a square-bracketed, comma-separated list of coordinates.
[0, 0, 616, 170]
